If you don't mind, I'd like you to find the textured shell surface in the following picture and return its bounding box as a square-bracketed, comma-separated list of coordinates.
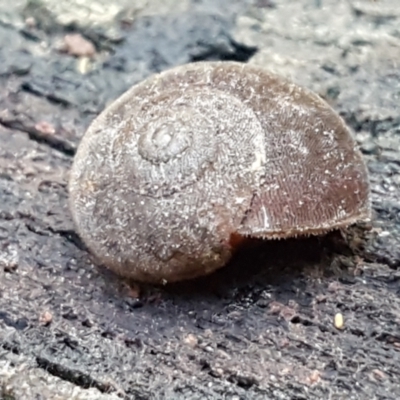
[69, 61, 370, 283]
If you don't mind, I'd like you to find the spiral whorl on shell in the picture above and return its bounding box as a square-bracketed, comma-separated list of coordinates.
[69, 61, 370, 283]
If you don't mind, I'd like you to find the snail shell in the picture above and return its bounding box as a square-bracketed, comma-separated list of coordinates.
[69, 61, 370, 283]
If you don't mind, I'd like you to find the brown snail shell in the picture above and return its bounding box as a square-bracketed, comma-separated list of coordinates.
[69, 61, 371, 283]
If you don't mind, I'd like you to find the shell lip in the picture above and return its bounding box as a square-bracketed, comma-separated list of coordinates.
[240, 209, 372, 240]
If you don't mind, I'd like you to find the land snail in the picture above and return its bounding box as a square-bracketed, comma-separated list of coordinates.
[69, 61, 371, 284]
